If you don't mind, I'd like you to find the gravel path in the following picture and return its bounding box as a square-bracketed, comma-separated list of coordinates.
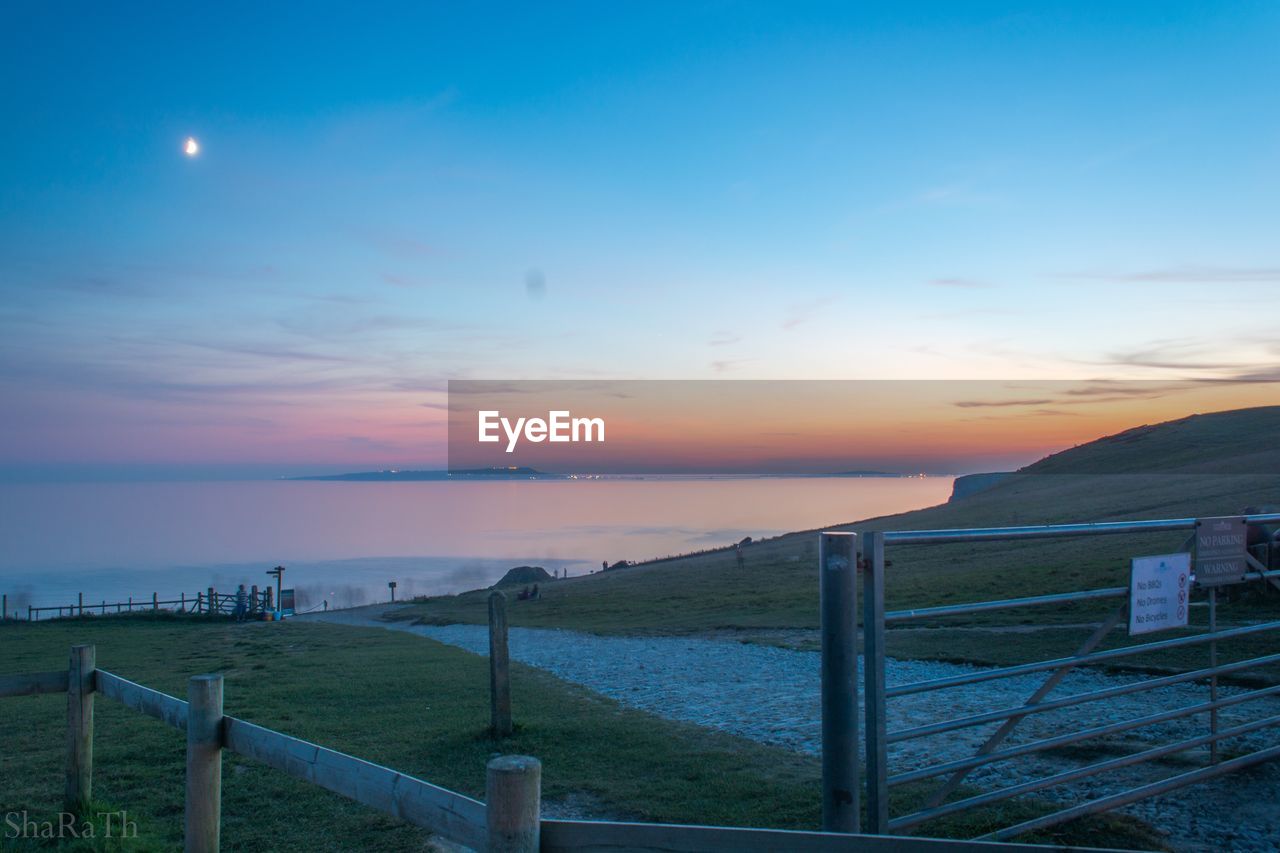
[302, 609, 1280, 851]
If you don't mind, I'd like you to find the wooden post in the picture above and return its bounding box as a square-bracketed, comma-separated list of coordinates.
[185, 674, 223, 853]
[486, 755, 540, 853]
[249, 585, 258, 615]
[181, 592, 186, 612]
[78, 592, 84, 616]
[819, 532, 859, 833]
[66, 644, 95, 812]
[153, 592, 159, 611]
[489, 591, 513, 737]
[207, 587, 215, 616]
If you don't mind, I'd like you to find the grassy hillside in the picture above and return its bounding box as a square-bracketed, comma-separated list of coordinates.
[397, 407, 1280, 674]
[0, 616, 1162, 850]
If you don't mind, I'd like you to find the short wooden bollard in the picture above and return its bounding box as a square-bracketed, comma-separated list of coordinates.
[185, 674, 223, 853]
[486, 755, 540, 853]
[65, 644, 95, 812]
[488, 591, 513, 737]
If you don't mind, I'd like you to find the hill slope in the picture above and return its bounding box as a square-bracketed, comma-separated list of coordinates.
[398, 407, 1280, 647]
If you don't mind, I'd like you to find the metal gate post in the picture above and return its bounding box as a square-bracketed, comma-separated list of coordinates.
[862, 530, 889, 833]
[1209, 587, 1219, 764]
[819, 531, 859, 833]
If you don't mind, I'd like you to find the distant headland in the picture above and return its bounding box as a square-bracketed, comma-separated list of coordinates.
[292, 467, 917, 481]
[291, 467, 562, 481]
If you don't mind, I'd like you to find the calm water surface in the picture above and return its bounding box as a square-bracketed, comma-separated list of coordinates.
[0, 477, 953, 609]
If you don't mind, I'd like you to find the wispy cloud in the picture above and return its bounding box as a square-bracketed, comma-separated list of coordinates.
[954, 398, 1054, 408]
[898, 181, 1008, 210]
[708, 331, 741, 347]
[363, 232, 436, 259]
[929, 277, 994, 289]
[380, 272, 433, 288]
[781, 297, 837, 330]
[1066, 265, 1280, 284]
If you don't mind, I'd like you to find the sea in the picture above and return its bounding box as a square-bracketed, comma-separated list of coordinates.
[0, 477, 953, 612]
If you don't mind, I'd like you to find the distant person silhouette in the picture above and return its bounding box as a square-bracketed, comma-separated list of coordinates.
[234, 584, 248, 622]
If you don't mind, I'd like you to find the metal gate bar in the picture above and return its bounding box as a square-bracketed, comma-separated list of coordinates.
[892, 711, 1280, 832]
[888, 682, 1280, 787]
[890, 651, 1280, 743]
[984, 742, 1280, 841]
[886, 619, 1280, 697]
[921, 603, 1129, 809]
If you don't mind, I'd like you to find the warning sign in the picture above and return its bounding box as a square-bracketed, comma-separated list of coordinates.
[1194, 516, 1248, 586]
[1129, 553, 1191, 636]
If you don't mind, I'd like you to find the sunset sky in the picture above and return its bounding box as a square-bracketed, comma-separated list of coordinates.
[2, 3, 1278, 476]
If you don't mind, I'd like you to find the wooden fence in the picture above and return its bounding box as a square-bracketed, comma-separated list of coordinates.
[0, 644, 1118, 853]
[7, 586, 273, 622]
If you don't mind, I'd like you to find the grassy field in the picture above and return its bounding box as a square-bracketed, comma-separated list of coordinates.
[397, 408, 1280, 682]
[0, 615, 1164, 851]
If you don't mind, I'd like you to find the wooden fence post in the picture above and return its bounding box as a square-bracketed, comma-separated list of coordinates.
[488, 591, 513, 737]
[78, 592, 83, 616]
[207, 587, 215, 615]
[185, 674, 223, 853]
[153, 592, 159, 611]
[486, 755, 540, 853]
[66, 644, 95, 812]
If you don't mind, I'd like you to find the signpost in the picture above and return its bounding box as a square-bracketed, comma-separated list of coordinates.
[1195, 516, 1248, 586]
[1129, 553, 1190, 636]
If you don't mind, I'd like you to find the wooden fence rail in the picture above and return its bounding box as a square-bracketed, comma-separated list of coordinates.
[8, 588, 273, 622]
[0, 646, 1115, 853]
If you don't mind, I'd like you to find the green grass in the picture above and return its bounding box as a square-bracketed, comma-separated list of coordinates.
[1, 616, 1166, 851]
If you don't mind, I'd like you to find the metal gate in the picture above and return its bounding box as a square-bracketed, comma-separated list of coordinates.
[819, 512, 1280, 840]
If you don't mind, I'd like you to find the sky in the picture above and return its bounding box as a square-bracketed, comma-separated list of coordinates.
[2, 2, 1278, 475]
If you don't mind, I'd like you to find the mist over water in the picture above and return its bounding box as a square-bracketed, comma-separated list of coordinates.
[0, 477, 953, 609]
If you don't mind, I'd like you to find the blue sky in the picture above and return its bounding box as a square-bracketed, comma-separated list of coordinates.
[1, 2, 1278, 471]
